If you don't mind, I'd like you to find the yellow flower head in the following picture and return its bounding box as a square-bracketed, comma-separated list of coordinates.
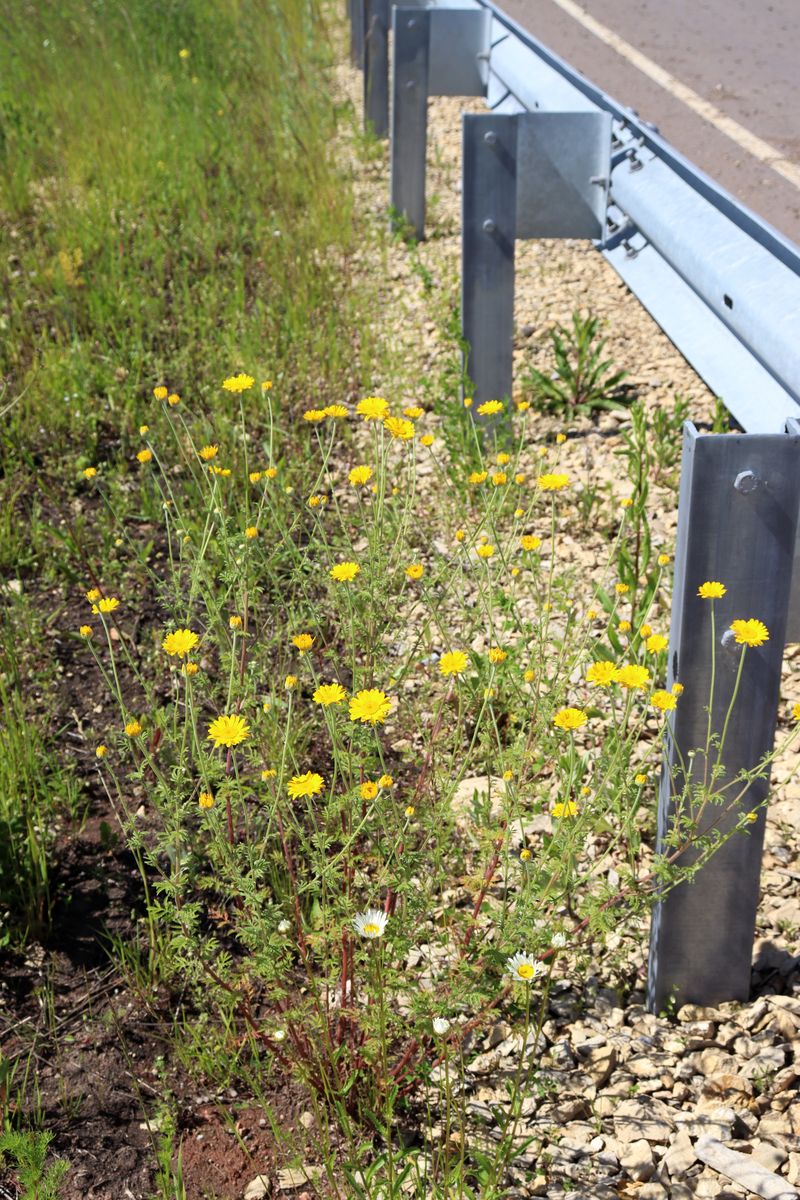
[419, 434, 434, 447]
[515, 473, 525, 484]
[162, 628, 199, 658]
[640, 624, 653, 638]
[199, 792, 214, 809]
[265, 467, 277, 478]
[491, 471, 507, 486]
[405, 805, 415, 817]
[83, 467, 97, 479]
[539, 473, 570, 491]
[469, 470, 488, 485]
[476, 543, 495, 559]
[245, 526, 258, 539]
[730, 618, 769, 647]
[658, 554, 670, 566]
[523, 669, 535, 682]
[520, 848, 532, 861]
[349, 688, 393, 725]
[261, 768, 277, 780]
[324, 404, 349, 418]
[439, 650, 468, 677]
[137, 449, 153, 464]
[293, 633, 314, 653]
[330, 561, 360, 582]
[288, 772, 325, 799]
[313, 682, 347, 706]
[651, 689, 677, 712]
[455, 529, 466, 542]
[262, 380, 273, 392]
[285, 674, 298, 689]
[698, 581, 726, 599]
[556, 432, 567, 444]
[308, 494, 322, 507]
[179, 47, 190, 58]
[86, 588, 101, 602]
[463, 396, 473, 408]
[634, 773, 648, 786]
[207, 713, 250, 748]
[672, 682, 684, 696]
[488, 647, 507, 664]
[404, 406, 424, 419]
[378, 774, 393, 788]
[496, 452, 510, 466]
[405, 563, 424, 580]
[153, 386, 168, 400]
[618, 620, 632, 633]
[586, 661, 616, 687]
[222, 374, 255, 393]
[792, 703, 800, 721]
[357, 396, 389, 420]
[303, 409, 327, 422]
[360, 781, 378, 801]
[620, 497, 633, 509]
[502, 770, 513, 781]
[520, 535, 541, 552]
[476, 400, 504, 416]
[615, 582, 630, 595]
[98, 597, 119, 614]
[553, 707, 588, 731]
[349, 465, 373, 487]
[125, 719, 142, 737]
[95, 745, 107, 758]
[646, 634, 668, 653]
[516, 400, 530, 412]
[183, 662, 199, 675]
[139, 424, 149, 435]
[552, 800, 578, 818]
[229, 614, 243, 630]
[384, 416, 415, 440]
[167, 393, 180, 406]
[200, 444, 219, 461]
[80, 625, 93, 638]
[613, 664, 651, 690]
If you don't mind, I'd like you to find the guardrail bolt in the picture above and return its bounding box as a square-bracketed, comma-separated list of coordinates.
[407, 17, 416, 27]
[405, 79, 416, 91]
[734, 470, 759, 493]
[483, 130, 497, 145]
[482, 218, 496, 234]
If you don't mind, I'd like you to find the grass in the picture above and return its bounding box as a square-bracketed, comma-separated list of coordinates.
[1, 3, 795, 1198]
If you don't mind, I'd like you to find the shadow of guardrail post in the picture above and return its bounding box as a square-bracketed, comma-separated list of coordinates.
[462, 111, 610, 405]
[364, 0, 390, 135]
[349, 0, 365, 67]
[648, 420, 800, 1012]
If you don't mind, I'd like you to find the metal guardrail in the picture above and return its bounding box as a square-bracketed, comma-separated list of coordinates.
[350, 0, 800, 1013]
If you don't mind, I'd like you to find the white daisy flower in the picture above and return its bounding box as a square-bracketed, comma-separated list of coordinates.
[506, 951, 540, 984]
[353, 908, 388, 939]
[432, 1017, 451, 1036]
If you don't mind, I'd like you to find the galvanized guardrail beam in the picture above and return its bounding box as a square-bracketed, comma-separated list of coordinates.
[648, 421, 800, 1010]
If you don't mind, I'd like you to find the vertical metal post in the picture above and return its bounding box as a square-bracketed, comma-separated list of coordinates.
[349, 0, 365, 68]
[391, 8, 430, 240]
[461, 113, 518, 407]
[364, 0, 390, 137]
[647, 421, 800, 1012]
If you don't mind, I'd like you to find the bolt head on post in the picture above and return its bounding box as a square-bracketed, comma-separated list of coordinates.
[483, 130, 497, 145]
[482, 218, 496, 234]
[734, 470, 759, 493]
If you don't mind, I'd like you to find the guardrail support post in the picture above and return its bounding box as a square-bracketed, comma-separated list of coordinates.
[364, 0, 390, 137]
[462, 114, 519, 407]
[391, 8, 430, 240]
[349, 0, 365, 68]
[647, 420, 800, 1013]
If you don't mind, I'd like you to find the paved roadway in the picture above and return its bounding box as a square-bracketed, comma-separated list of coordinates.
[495, 0, 800, 244]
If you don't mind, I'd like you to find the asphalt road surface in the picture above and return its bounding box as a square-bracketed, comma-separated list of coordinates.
[495, 0, 800, 244]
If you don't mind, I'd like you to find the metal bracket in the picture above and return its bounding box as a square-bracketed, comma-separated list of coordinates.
[461, 111, 611, 405]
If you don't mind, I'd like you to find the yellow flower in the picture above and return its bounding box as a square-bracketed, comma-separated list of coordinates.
[404, 406, 424, 419]
[349, 465, 373, 486]
[439, 650, 468, 677]
[308, 495, 322, 507]
[640, 624, 653, 637]
[496, 452, 510, 466]
[618, 620, 632, 633]
[520, 535, 541, 552]
[520, 848, 532, 861]
[288, 772, 325, 799]
[405, 805, 415, 817]
[79, 625, 93, 638]
[83, 467, 97, 479]
[98, 597, 119, 614]
[463, 397, 473, 408]
[183, 662, 199, 676]
[349, 689, 393, 725]
[502, 769, 513, 781]
[652, 689, 677, 712]
[179, 47, 190, 58]
[476, 544, 494, 559]
[515, 473, 525, 484]
[356, 396, 389, 420]
[698, 581, 726, 599]
[469, 470, 488, 485]
[199, 792, 214, 809]
[405, 563, 424, 580]
[646, 634, 668, 653]
[552, 801, 578, 818]
[586, 661, 616, 687]
[303, 409, 327, 422]
[539, 473, 570, 491]
[613, 664, 651, 690]
[245, 526, 258, 539]
[620, 497, 633, 509]
[265, 467, 277, 478]
[285, 674, 298, 689]
[139, 424, 149, 435]
[95, 745, 107, 757]
[313, 682, 347, 706]
[137, 449, 153, 464]
[476, 400, 504, 416]
[330, 561, 360, 582]
[153, 386, 168, 400]
[587, 609, 598, 620]
[324, 404, 348, 418]
[419, 434, 434, 447]
[672, 682, 684, 696]
[222, 374, 255, 393]
[162, 628, 199, 658]
[792, 702, 800, 721]
[262, 380, 273, 392]
[511, 567, 520, 577]
[634, 773, 648, 786]
[200, 444, 219, 461]
[378, 774, 393, 788]
[455, 529, 466, 542]
[293, 633, 314, 653]
[658, 554, 670, 566]
[384, 416, 415, 440]
[730, 619, 769, 647]
[361, 781, 378, 800]
[484, 687, 494, 699]
[491, 471, 507, 486]
[516, 400, 530, 412]
[207, 713, 250, 748]
[261, 768, 277, 780]
[229, 615, 243, 630]
[615, 582, 629, 595]
[167, 393, 180, 406]
[553, 707, 588, 731]
[213, 466, 231, 476]
[125, 719, 142, 737]
[86, 588, 101, 602]
[556, 432, 567, 444]
[523, 669, 535, 682]
[488, 647, 507, 664]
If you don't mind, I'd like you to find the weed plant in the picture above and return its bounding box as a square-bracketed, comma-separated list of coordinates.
[520, 312, 630, 417]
